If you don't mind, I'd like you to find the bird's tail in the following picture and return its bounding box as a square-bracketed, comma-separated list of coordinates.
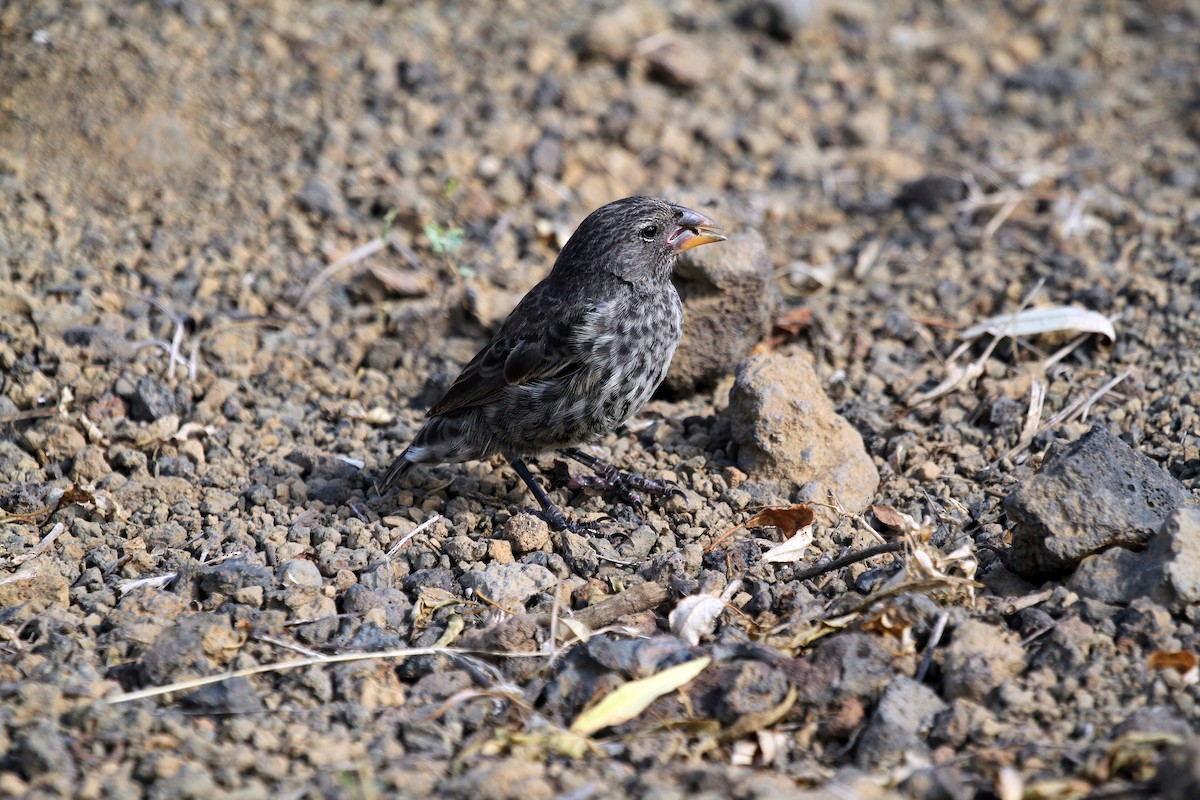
[378, 448, 415, 494]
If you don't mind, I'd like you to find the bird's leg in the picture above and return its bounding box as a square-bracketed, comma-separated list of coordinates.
[558, 448, 684, 508]
[509, 457, 593, 533]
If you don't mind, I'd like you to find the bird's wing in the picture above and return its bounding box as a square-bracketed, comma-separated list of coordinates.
[427, 287, 602, 418]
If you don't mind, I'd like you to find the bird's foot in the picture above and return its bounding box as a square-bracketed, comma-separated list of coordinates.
[520, 505, 597, 534]
[559, 448, 685, 509]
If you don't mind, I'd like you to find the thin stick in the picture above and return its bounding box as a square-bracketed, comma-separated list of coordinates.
[790, 542, 903, 584]
[102, 645, 547, 706]
[916, 611, 949, 682]
[993, 370, 1131, 466]
[572, 582, 669, 630]
[253, 633, 324, 659]
[386, 513, 444, 558]
[296, 236, 389, 311]
[6, 522, 64, 567]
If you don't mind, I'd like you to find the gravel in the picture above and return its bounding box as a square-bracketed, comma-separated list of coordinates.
[2, 0, 1199, 797]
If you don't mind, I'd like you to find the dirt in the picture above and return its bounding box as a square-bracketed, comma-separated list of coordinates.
[2, 0, 1199, 797]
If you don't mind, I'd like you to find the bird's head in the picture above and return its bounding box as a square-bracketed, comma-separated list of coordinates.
[553, 196, 726, 286]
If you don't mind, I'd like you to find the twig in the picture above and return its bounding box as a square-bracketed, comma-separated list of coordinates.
[253, 633, 324, 659]
[991, 369, 1132, 467]
[117, 573, 177, 596]
[916, 611, 949, 682]
[5, 522, 64, 567]
[0, 406, 59, 424]
[790, 542, 903, 584]
[102, 644, 548, 706]
[572, 582, 669, 630]
[1000, 588, 1055, 617]
[1018, 378, 1047, 447]
[385, 513, 444, 558]
[296, 235, 392, 311]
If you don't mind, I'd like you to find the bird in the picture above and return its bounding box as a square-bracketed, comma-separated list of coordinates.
[379, 195, 726, 530]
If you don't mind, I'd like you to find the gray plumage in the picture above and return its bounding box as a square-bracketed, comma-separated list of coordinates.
[380, 196, 725, 516]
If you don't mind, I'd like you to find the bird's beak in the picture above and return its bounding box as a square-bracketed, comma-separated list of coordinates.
[667, 205, 726, 253]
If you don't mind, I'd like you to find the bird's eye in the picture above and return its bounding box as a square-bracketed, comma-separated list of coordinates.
[639, 224, 659, 241]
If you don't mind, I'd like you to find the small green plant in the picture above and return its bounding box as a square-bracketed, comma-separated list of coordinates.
[379, 207, 400, 242]
[423, 221, 465, 255]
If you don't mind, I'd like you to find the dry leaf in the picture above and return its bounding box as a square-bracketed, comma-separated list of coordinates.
[767, 307, 815, 347]
[58, 484, 95, 508]
[669, 580, 741, 645]
[413, 586, 462, 627]
[961, 305, 1115, 342]
[1148, 650, 1199, 684]
[861, 609, 915, 651]
[1022, 777, 1098, 799]
[761, 524, 814, 563]
[569, 656, 711, 736]
[171, 422, 213, 441]
[366, 263, 433, 297]
[363, 407, 395, 426]
[996, 766, 1023, 800]
[559, 617, 593, 644]
[745, 505, 815, 539]
[730, 740, 757, 766]
[707, 504, 815, 552]
[870, 505, 924, 536]
[669, 595, 726, 646]
[908, 360, 985, 407]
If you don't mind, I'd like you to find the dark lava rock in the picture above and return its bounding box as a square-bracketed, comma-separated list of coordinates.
[10, 719, 78, 782]
[295, 176, 343, 216]
[129, 375, 179, 422]
[199, 559, 273, 596]
[787, 632, 898, 707]
[460, 562, 555, 611]
[1156, 735, 1200, 800]
[180, 676, 265, 713]
[856, 677, 947, 768]
[139, 613, 241, 684]
[895, 174, 968, 210]
[1005, 426, 1187, 576]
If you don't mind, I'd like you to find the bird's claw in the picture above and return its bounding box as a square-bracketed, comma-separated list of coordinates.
[520, 505, 597, 534]
[595, 463, 682, 506]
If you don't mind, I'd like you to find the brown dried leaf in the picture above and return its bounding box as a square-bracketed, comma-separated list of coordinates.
[58, 484, 95, 509]
[861, 609, 915, 651]
[1148, 650, 1199, 683]
[764, 307, 815, 349]
[366, 263, 433, 297]
[745, 505, 815, 539]
[774, 306, 813, 333]
[870, 504, 906, 529]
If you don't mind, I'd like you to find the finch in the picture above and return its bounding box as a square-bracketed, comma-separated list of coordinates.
[381, 195, 726, 530]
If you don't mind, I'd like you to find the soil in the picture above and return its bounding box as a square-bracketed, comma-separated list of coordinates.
[2, 0, 1199, 798]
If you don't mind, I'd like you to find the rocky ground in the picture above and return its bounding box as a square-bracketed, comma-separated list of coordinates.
[2, 0, 1199, 797]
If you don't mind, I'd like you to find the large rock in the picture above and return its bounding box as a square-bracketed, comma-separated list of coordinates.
[942, 620, 1027, 702]
[856, 677, 946, 768]
[1005, 426, 1187, 576]
[460, 562, 556, 612]
[1069, 504, 1200, 605]
[1157, 735, 1200, 800]
[726, 351, 879, 516]
[664, 204, 778, 396]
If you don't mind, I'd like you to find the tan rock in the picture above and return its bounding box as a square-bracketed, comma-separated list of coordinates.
[943, 620, 1027, 702]
[726, 351, 878, 516]
[665, 203, 778, 396]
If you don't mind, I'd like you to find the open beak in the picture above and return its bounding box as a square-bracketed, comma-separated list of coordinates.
[667, 205, 726, 253]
